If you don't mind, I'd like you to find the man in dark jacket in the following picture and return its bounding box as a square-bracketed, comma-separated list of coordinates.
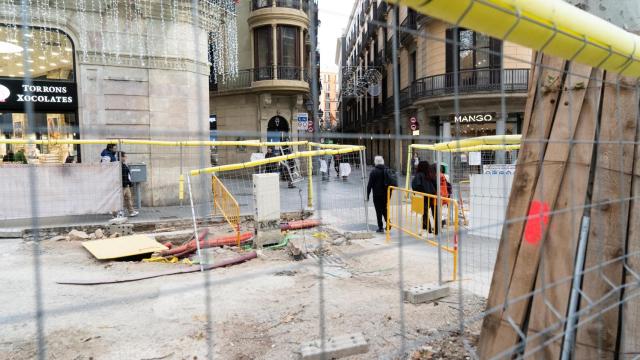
[120, 152, 138, 217]
[367, 155, 392, 233]
[101, 144, 117, 163]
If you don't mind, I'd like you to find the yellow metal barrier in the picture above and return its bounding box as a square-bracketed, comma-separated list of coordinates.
[386, 186, 459, 281]
[212, 175, 241, 247]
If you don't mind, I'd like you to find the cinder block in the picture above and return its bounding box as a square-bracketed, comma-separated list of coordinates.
[404, 283, 450, 304]
[300, 332, 369, 360]
[106, 223, 134, 236]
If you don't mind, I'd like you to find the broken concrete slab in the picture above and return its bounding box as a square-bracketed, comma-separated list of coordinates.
[345, 232, 374, 240]
[68, 230, 89, 241]
[108, 217, 128, 225]
[0, 228, 23, 238]
[300, 332, 369, 359]
[94, 229, 105, 239]
[151, 229, 194, 244]
[49, 235, 68, 242]
[404, 283, 450, 304]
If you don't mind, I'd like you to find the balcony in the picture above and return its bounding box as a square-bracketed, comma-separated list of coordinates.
[374, 50, 385, 67]
[252, 0, 272, 10]
[210, 69, 253, 92]
[252, 0, 306, 10]
[210, 67, 309, 94]
[376, 2, 387, 21]
[385, 38, 393, 59]
[400, 10, 417, 45]
[399, 86, 413, 108]
[254, 67, 275, 81]
[383, 95, 394, 114]
[411, 68, 530, 101]
[277, 66, 303, 80]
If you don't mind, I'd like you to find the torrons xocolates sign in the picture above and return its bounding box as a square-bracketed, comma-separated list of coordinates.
[0, 79, 77, 112]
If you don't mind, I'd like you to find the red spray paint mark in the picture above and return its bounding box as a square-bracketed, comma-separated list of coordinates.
[524, 200, 550, 245]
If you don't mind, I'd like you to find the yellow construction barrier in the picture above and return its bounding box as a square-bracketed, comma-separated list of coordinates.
[391, 0, 640, 77]
[386, 186, 459, 281]
[212, 175, 241, 247]
[189, 146, 365, 176]
[405, 135, 521, 190]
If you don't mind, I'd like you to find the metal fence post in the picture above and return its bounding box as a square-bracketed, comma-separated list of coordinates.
[360, 148, 370, 231]
[187, 175, 204, 272]
[436, 151, 443, 286]
[307, 143, 313, 209]
[561, 215, 591, 360]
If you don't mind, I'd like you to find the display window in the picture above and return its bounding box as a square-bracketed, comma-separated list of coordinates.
[0, 25, 79, 164]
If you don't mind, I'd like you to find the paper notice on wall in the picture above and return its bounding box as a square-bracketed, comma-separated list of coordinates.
[469, 152, 482, 166]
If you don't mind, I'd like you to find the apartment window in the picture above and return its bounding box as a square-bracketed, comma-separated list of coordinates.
[409, 51, 417, 83]
[277, 25, 300, 79]
[254, 26, 273, 80]
[446, 28, 502, 85]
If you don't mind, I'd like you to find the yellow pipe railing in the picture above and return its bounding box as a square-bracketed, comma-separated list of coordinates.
[386, 186, 459, 281]
[391, 0, 640, 77]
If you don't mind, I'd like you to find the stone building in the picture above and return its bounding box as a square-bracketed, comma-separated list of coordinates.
[209, 0, 313, 165]
[0, 0, 237, 205]
[337, 0, 532, 170]
[319, 72, 338, 131]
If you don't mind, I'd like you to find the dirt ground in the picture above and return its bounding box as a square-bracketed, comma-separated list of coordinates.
[0, 224, 485, 359]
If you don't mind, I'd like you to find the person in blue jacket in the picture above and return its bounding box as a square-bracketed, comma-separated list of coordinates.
[100, 144, 117, 163]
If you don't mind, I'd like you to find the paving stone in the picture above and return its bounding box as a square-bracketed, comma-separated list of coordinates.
[404, 283, 450, 304]
[300, 332, 369, 360]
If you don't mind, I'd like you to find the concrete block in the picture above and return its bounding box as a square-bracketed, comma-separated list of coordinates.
[0, 228, 22, 238]
[300, 332, 369, 360]
[404, 283, 450, 304]
[106, 223, 134, 237]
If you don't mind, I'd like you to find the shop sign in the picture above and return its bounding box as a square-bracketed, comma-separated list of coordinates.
[0, 79, 77, 112]
[483, 164, 516, 175]
[452, 113, 496, 123]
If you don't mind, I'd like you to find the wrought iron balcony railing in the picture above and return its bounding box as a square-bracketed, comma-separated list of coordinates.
[411, 68, 530, 100]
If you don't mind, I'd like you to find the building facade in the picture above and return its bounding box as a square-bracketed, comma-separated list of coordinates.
[337, 0, 532, 170]
[319, 72, 338, 131]
[210, 0, 313, 164]
[0, 1, 237, 206]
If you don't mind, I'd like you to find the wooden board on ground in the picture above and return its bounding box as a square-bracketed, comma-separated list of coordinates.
[82, 234, 168, 260]
[575, 74, 639, 353]
[478, 55, 567, 358]
[523, 68, 603, 358]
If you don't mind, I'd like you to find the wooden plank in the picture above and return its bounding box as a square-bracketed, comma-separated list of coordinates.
[523, 68, 604, 358]
[478, 55, 567, 358]
[575, 75, 639, 353]
[620, 98, 640, 358]
[482, 63, 593, 358]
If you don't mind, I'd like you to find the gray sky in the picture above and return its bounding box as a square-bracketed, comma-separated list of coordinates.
[319, 0, 355, 73]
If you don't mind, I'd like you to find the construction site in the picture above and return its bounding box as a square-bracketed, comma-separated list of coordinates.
[2, 0, 640, 359]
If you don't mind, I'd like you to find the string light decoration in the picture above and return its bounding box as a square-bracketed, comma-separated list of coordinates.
[0, 0, 238, 76]
[340, 66, 383, 97]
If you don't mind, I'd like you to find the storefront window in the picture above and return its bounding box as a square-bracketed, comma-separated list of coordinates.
[0, 25, 79, 164]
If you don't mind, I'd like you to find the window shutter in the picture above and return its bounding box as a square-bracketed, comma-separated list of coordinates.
[490, 38, 502, 69]
[445, 28, 454, 74]
[490, 38, 502, 84]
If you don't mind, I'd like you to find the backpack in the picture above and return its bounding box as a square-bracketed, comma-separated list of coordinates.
[384, 168, 398, 188]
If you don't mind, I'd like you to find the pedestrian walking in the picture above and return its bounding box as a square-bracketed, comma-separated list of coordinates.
[14, 148, 27, 164]
[412, 161, 439, 235]
[120, 152, 138, 217]
[101, 144, 117, 163]
[367, 156, 396, 233]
